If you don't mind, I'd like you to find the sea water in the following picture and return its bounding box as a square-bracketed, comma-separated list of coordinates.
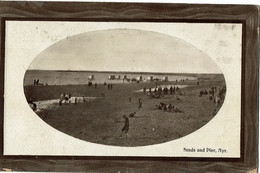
[24, 70, 196, 86]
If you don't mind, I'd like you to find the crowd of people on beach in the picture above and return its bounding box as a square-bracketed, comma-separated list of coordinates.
[199, 86, 226, 107]
[119, 84, 186, 138]
[28, 74, 225, 142]
[156, 102, 183, 113]
[178, 78, 188, 82]
[88, 81, 115, 90]
[103, 82, 114, 90]
[120, 84, 226, 138]
[88, 81, 99, 89]
[120, 96, 184, 138]
[146, 85, 184, 98]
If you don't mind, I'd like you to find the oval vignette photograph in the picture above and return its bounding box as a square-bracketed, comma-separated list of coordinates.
[23, 29, 226, 147]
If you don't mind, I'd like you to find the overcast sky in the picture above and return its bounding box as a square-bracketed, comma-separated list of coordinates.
[29, 29, 222, 74]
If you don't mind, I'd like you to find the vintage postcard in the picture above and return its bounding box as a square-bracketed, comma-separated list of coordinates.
[3, 20, 242, 158]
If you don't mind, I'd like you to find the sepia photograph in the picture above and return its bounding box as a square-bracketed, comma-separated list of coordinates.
[23, 29, 226, 147]
[3, 20, 242, 158]
[0, 2, 258, 172]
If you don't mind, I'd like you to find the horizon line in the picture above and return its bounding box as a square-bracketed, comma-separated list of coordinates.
[27, 69, 223, 75]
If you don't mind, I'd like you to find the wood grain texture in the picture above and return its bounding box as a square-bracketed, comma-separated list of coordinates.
[0, 2, 258, 172]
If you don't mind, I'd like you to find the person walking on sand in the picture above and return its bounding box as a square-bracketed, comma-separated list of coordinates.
[36, 79, 39, 85]
[74, 97, 77, 105]
[129, 96, 132, 102]
[59, 100, 62, 106]
[170, 86, 173, 95]
[120, 115, 129, 138]
[143, 87, 146, 94]
[138, 98, 142, 109]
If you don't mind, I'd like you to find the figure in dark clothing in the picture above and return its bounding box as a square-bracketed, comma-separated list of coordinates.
[168, 104, 173, 111]
[64, 92, 69, 101]
[32, 103, 37, 111]
[108, 84, 110, 90]
[210, 87, 215, 96]
[138, 98, 142, 109]
[163, 104, 167, 111]
[95, 83, 97, 89]
[59, 100, 62, 106]
[158, 102, 165, 110]
[158, 87, 162, 96]
[27, 98, 33, 104]
[163, 87, 168, 95]
[28, 98, 37, 111]
[143, 88, 146, 94]
[163, 87, 166, 95]
[129, 96, 132, 102]
[104, 82, 107, 86]
[155, 86, 158, 91]
[129, 112, 136, 118]
[156, 104, 162, 110]
[170, 86, 173, 95]
[121, 115, 129, 138]
[154, 88, 158, 94]
[173, 86, 176, 94]
[34, 79, 39, 85]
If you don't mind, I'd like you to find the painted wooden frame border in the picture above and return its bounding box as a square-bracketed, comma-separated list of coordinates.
[0, 2, 258, 172]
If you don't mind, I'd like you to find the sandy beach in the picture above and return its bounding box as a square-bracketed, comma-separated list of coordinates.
[24, 73, 225, 146]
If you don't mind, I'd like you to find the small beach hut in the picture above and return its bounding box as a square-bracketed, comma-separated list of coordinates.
[162, 76, 168, 82]
[147, 76, 153, 82]
[88, 75, 94, 80]
[108, 75, 116, 80]
[136, 76, 143, 81]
